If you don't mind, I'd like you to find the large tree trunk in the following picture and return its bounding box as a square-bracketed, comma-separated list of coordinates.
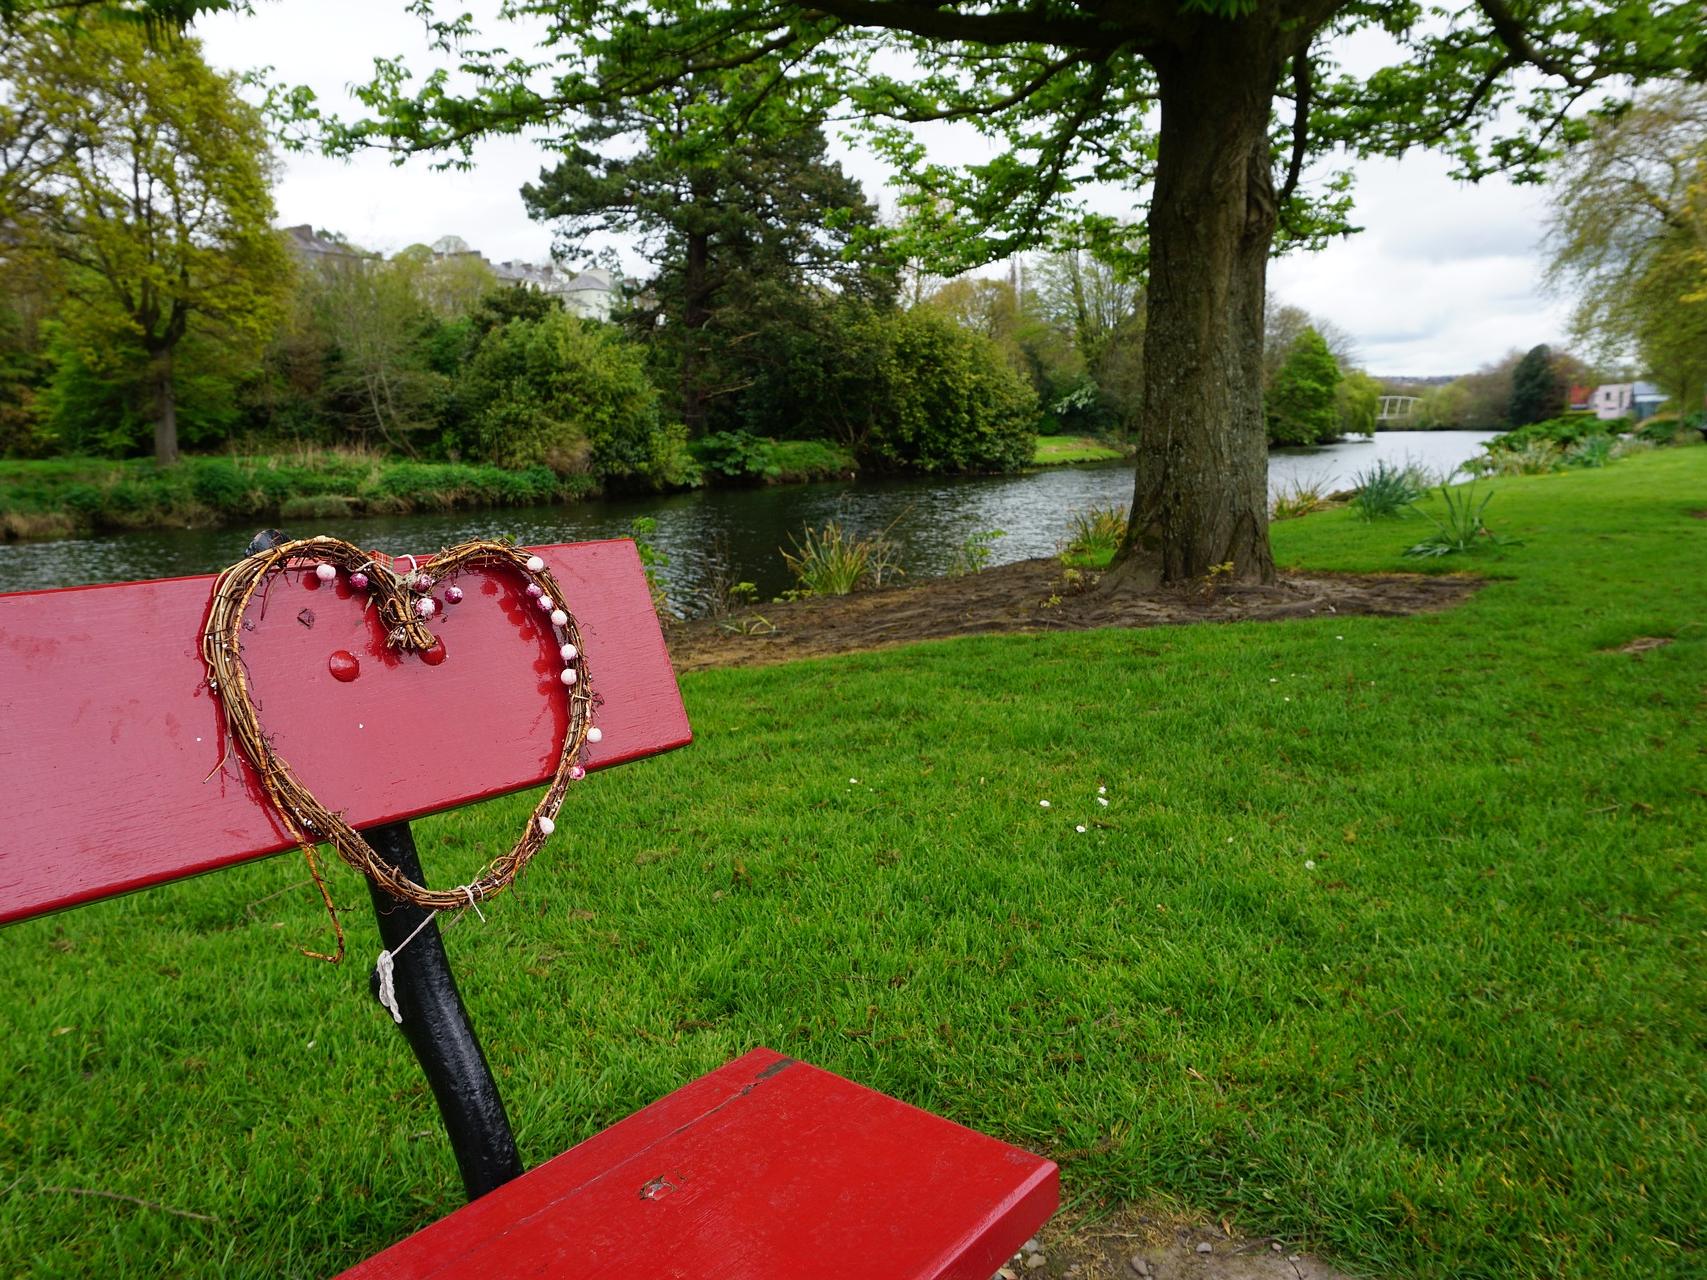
[151, 345, 179, 466]
[1110, 23, 1284, 589]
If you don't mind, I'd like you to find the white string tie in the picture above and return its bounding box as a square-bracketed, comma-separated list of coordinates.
[373, 909, 440, 1025]
[463, 884, 486, 923]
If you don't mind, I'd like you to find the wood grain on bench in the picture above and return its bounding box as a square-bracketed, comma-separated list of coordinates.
[0, 539, 689, 924]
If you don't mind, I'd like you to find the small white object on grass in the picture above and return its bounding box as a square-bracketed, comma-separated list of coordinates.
[1039, 800, 1051, 808]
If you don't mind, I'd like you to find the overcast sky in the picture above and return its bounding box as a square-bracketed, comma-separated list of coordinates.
[195, 1, 1577, 379]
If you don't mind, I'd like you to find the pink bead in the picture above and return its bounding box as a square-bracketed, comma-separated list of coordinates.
[416, 598, 437, 618]
[525, 583, 543, 598]
[538, 595, 555, 611]
[413, 573, 434, 593]
[348, 572, 369, 591]
[314, 563, 336, 582]
[445, 585, 464, 604]
[568, 765, 586, 781]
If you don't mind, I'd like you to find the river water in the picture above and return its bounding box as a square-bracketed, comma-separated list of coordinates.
[0, 431, 1493, 609]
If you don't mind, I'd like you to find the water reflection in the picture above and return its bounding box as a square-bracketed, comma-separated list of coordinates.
[0, 431, 1495, 611]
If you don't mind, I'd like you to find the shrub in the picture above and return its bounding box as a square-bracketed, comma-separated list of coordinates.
[1465, 440, 1564, 476]
[1488, 414, 1616, 455]
[1635, 416, 1686, 446]
[1349, 460, 1425, 519]
[847, 309, 1038, 475]
[781, 520, 903, 596]
[1064, 503, 1127, 558]
[948, 528, 1005, 576]
[1563, 434, 1614, 468]
[1271, 474, 1331, 520]
[696, 430, 775, 484]
[190, 461, 254, 514]
[452, 312, 683, 488]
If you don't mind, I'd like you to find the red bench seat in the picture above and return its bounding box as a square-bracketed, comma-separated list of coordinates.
[341, 1047, 1058, 1280]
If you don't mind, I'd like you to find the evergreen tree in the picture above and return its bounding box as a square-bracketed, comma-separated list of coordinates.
[1266, 329, 1342, 446]
[522, 73, 892, 436]
[1509, 344, 1563, 426]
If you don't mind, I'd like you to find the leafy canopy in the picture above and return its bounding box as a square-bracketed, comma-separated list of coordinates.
[293, 0, 1706, 276]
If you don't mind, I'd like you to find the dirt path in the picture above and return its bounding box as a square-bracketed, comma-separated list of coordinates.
[994, 1204, 1359, 1280]
[667, 557, 1481, 672]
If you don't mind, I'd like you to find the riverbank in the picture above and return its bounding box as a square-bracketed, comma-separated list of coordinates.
[4, 449, 1701, 1278]
[0, 433, 1122, 543]
[0, 453, 602, 540]
[1034, 434, 1133, 464]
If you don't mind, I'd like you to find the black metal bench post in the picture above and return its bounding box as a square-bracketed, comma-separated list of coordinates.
[363, 820, 524, 1200]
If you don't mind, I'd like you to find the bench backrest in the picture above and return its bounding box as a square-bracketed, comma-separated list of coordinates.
[0, 539, 689, 925]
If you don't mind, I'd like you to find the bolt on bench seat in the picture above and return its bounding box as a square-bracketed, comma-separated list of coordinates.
[0, 538, 1057, 1276]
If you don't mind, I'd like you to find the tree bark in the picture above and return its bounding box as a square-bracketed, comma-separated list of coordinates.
[1110, 23, 1284, 589]
[151, 344, 179, 466]
[680, 227, 712, 435]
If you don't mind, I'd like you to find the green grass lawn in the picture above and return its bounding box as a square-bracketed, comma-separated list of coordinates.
[3, 449, 1703, 1278]
[1034, 433, 1132, 464]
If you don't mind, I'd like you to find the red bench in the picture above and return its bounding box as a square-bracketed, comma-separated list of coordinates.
[0, 535, 1057, 1276]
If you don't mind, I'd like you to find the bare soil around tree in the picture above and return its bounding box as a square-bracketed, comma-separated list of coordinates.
[666, 556, 1482, 673]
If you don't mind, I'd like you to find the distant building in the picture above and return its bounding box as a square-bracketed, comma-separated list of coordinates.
[434, 235, 616, 321]
[282, 226, 619, 319]
[1567, 384, 1593, 411]
[1591, 381, 1669, 422]
[282, 224, 364, 269]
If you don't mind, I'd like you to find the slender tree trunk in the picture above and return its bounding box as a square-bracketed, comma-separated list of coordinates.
[680, 228, 712, 435]
[151, 345, 179, 465]
[1109, 23, 1284, 589]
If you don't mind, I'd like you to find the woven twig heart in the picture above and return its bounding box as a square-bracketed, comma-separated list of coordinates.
[201, 535, 590, 961]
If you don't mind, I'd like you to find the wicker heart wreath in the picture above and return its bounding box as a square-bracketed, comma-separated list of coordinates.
[201, 535, 594, 963]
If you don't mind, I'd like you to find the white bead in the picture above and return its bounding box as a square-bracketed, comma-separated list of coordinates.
[416, 598, 437, 617]
[537, 815, 555, 836]
[526, 555, 545, 573]
[586, 726, 603, 743]
[551, 609, 567, 626]
[560, 668, 577, 685]
[560, 643, 578, 661]
[314, 563, 336, 582]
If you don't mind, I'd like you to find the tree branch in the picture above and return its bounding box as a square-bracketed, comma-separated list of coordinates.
[1475, 0, 1605, 88]
[802, 0, 1107, 49]
[1278, 51, 1311, 205]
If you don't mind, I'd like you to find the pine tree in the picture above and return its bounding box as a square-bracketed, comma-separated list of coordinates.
[1509, 345, 1562, 426]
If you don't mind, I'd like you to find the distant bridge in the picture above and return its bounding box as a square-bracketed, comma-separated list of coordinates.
[1377, 395, 1420, 424]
